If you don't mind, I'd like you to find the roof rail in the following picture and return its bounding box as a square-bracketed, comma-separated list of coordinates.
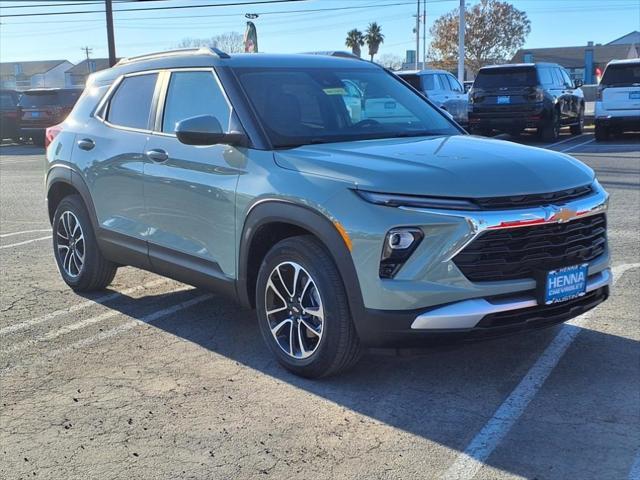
[116, 47, 229, 66]
[302, 51, 364, 60]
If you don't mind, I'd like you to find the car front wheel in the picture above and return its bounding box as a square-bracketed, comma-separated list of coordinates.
[53, 195, 117, 291]
[256, 235, 362, 378]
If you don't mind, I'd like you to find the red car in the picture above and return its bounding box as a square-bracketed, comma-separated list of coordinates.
[18, 88, 81, 145]
[0, 89, 21, 142]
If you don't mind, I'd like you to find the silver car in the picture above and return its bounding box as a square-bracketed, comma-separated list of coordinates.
[396, 69, 469, 125]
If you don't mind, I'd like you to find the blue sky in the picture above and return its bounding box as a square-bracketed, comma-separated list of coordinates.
[0, 0, 638, 63]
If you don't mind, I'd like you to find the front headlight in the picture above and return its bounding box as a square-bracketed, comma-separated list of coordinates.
[355, 190, 478, 211]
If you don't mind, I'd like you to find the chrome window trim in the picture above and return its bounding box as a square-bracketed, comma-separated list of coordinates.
[399, 180, 609, 262]
[94, 69, 163, 135]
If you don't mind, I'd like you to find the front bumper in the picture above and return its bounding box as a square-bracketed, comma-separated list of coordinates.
[595, 115, 640, 131]
[360, 270, 610, 347]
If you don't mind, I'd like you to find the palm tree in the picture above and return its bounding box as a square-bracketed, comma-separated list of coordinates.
[345, 29, 365, 58]
[364, 22, 384, 61]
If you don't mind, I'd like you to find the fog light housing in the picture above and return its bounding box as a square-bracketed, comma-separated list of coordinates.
[379, 228, 424, 278]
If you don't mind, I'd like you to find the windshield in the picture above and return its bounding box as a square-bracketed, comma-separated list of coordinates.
[234, 67, 458, 148]
[474, 67, 538, 88]
[601, 63, 640, 87]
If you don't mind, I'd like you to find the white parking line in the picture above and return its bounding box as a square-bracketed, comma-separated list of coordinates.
[0, 277, 168, 336]
[0, 235, 52, 249]
[444, 263, 640, 480]
[629, 450, 640, 480]
[0, 229, 51, 238]
[0, 292, 214, 375]
[559, 137, 595, 153]
[543, 133, 587, 150]
[2, 284, 193, 355]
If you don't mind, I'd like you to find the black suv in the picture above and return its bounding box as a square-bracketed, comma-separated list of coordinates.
[18, 88, 82, 145]
[468, 63, 585, 141]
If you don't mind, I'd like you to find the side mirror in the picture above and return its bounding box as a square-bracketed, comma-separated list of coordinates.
[175, 115, 247, 147]
[440, 108, 454, 121]
[574, 79, 584, 88]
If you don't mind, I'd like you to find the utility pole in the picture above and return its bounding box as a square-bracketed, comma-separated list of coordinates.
[105, 0, 116, 66]
[81, 46, 93, 73]
[422, 0, 427, 67]
[458, 0, 465, 83]
[415, 0, 420, 70]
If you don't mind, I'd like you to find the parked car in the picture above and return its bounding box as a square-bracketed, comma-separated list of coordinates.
[0, 89, 21, 142]
[396, 69, 468, 125]
[468, 63, 585, 141]
[18, 88, 82, 145]
[595, 58, 640, 141]
[46, 49, 610, 378]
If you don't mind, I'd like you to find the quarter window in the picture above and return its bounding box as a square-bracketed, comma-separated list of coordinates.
[107, 73, 158, 129]
[162, 71, 231, 133]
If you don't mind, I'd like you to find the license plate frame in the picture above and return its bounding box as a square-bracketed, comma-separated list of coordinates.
[540, 263, 589, 305]
[497, 95, 511, 105]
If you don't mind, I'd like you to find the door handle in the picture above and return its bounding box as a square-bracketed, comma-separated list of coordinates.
[77, 138, 95, 151]
[146, 149, 168, 163]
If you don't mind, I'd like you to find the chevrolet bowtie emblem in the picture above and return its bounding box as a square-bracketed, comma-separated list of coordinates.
[548, 206, 577, 223]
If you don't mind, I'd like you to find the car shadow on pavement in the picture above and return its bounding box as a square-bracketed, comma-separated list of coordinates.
[97, 286, 639, 480]
[0, 144, 44, 156]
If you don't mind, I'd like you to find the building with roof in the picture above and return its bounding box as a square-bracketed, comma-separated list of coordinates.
[65, 58, 115, 88]
[511, 31, 638, 83]
[0, 60, 73, 90]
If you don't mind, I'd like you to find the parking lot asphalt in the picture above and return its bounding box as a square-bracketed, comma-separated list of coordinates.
[1, 131, 639, 480]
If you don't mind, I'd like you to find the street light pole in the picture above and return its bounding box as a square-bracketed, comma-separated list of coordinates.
[422, 0, 426, 67]
[458, 0, 465, 82]
[105, 0, 116, 66]
[415, 0, 420, 70]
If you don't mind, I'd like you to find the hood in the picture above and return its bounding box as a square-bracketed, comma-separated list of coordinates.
[273, 135, 594, 198]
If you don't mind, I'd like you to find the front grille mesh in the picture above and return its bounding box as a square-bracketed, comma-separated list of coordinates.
[453, 214, 607, 282]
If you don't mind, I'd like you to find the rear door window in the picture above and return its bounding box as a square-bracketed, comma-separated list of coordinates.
[107, 73, 158, 130]
[537, 68, 555, 87]
[559, 69, 573, 87]
[474, 67, 537, 88]
[601, 63, 640, 87]
[161, 70, 231, 133]
[422, 74, 437, 91]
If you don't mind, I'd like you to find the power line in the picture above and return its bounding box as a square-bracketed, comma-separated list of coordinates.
[0, 0, 309, 18]
[1, 0, 418, 24]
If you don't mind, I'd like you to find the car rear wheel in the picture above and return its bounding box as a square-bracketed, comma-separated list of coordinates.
[539, 109, 560, 142]
[595, 124, 610, 142]
[53, 195, 117, 291]
[570, 107, 585, 135]
[256, 235, 362, 378]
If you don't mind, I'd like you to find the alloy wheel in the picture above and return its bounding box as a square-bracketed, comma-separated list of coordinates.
[56, 211, 85, 278]
[264, 261, 324, 359]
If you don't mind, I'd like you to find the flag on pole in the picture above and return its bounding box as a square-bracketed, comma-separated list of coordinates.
[244, 21, 258, 53]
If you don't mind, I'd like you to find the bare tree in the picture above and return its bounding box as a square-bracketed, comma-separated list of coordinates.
[429, 0, 531, 74]
[377, 53, 403, 70]
[177, 32, 244, 53]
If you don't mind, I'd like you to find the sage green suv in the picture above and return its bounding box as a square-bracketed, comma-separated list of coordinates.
[45, 49, 611, 377]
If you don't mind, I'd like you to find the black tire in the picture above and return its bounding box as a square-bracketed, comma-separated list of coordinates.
[52, 194, 117, 292]
[594, 124, 609, 142]
[255, 235, 362, 378]
[570, 107, 585, 135]
[539, 109, 560, 142]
